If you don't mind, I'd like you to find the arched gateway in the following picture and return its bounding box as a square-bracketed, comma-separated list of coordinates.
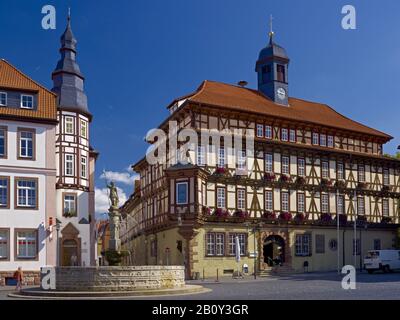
[263, 235, 285, 267]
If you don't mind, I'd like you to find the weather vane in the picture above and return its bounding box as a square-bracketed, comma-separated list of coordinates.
[269, 14, 274, 40]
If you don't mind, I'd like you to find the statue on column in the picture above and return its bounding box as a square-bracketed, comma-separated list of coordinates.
[107, 181, 119, 208]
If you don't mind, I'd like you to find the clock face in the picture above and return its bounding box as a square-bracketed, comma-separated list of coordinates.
[277, 87, 286, 100]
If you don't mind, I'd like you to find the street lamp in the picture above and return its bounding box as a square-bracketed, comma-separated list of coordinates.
[55, 219, 61, 267]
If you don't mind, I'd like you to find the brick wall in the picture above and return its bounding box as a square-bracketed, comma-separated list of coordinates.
[0, 271, 40, 286]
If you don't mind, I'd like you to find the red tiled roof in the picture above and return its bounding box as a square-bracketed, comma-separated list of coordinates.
[0, 59, 57, 122]
[177, 80, 391, 140]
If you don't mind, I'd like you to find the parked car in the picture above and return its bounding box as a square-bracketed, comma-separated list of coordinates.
[364, 250, 400, 273]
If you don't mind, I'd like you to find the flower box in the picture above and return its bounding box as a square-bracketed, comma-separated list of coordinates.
[320, 178, 333, 187]
[264, 172, 276, 182]
[233, 210, 249, 218]
[263, 210, 277, 220]
[381, 216, 392, 224]
[295, 176, 306, 186]
[294, 213, 305, 222]
[320, 213, 332, 223]
[279, 174, 292, 183]
[334, 179, 346, 189]
[357, 182, 369, 190]
[334, 214, 348, 225]
[215, 167, 228, 175]
[357, 215, 367, 222]
[381, 185, 390, 193]
[202, 206, 212, 216]
[279, 211, 292, 222]
[213, 208, 229, 217]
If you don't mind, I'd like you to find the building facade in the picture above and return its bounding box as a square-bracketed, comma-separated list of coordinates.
[0, 16, 97, 285]
[121, 30, 400, 278]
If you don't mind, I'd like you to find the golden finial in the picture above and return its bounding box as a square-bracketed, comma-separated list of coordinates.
[268, 14, 274, 41]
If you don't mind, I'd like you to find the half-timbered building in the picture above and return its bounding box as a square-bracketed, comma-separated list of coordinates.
[121, 31, 400, 278]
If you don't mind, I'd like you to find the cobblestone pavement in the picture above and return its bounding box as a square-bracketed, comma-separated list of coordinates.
[1, 271, 399, 300]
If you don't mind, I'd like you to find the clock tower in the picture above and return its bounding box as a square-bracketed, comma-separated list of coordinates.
[255, 17, 289, 106]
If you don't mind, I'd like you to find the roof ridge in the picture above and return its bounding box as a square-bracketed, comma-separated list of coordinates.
[0, 59, 57, 97]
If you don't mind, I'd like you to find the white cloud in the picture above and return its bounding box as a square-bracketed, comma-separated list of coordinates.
[95, 187, 128, 215]
[99, 170, 138, 185]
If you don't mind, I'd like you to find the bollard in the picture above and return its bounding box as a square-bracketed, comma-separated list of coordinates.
[202, 268, 205, 282]
[215, 268, 219, 282]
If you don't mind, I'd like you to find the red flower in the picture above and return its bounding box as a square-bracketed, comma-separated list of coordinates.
[264, 172, 276, 182]
[279, 212, 292, 221]
[263, 211, 276, 220]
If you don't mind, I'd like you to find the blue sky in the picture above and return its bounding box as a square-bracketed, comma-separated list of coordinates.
[1, 0, 400, 215]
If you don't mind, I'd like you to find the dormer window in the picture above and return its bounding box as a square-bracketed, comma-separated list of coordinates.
[21, 94, 34, 109]
[0, 92, 7, 106]
[277, 64, 286, 82]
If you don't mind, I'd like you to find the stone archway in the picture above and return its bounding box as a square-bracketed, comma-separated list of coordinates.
[263, 235, 285, 266]
[260, 231, 291, 270]
[60, 222, 81, 266]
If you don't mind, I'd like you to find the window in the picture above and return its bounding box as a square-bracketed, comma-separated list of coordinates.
[357, 197, 365, 215]
[218, 147, 225, 168]
[321, 194, 329, 214]
[281, 156, 289, 175]
[321, 161, 329, 179]
[281, 191, 289, 212]
[312, 132, 319, 145]
[320, 134, 327, 147]
[0, 127, 5, 158]
[80, 120, 87, 138]
[337, 194, 345, 215]
[16, 179, 37, 209]
[383, 169, 389, 186]
[81, 156, 87, 179]
[215, 234, 225, 256]
[65, 117, 74, 134]
[295, 234, 311, 256]
[0, 178, 9, 208]
[327, 135, 334, 148]
[18, 129, 34, 159]
[358, 165, 365, 182]
[277, 64, 286, 82]
[0, 92, 7, 106]
[297, 158, 305, 177]
[63, 194, 77, 216]
[237, 150, 246, 171]
[16, 230, 37, 259]
[150, 240, 157, 257]
[353, 239, 360, 255]
[262, 65, 271, 83]
[289, 129, 296, 143]
[265, 125, 272, 139]
[65, 154, 74, 176]
[206, 233, 216, 256]
[265, 191, 273, 211]
[315, 234, 325, 254]
[21, 94, 34, 109]
[297, 193, 305, 213]
[229, 233, 246, 256]
[373, 239, 381, 250]
[256, 124, 263, 137]
[281, 128, 288, 142]
[337, 162, 344, 180]
[197, 145, 205, 166]
[0, 230, 9, 259]
[176, 182, 188, 205]
[237, 189, 245, 210]
[265, 153, 273, 173]
[382, 199, 389, 217]
[217, 187, 226, 208]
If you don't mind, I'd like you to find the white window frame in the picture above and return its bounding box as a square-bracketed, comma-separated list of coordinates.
[20, 94, 34, 109]
[265, 190, 273, 211]
[337, 162, 344, 180]
[358, 165, 365, 182]
[289, 129, 296, 143]
[65, 116, 74, 134]
[81, 156, 87, 179]
[321, 193, 329, 214]
[281, 191, 289, 212]
[0, 178, 8, 207]
[337, 194, 344, 215]
[217, 187, 226, 209]
[65, 154, 75, 176]
[327, 135, 334, 148]
[197, 145, 205, 166]
[295, 234, 311, 256]
[63, 194, 77, 215]
[218, 147, 225, 168]
[16, 179, 37, 208]
[237, 189, 245, 210]
[265, 125, 272, 139]
[237, 150, 246, 170]
[0, 92, 7, 106]
[265, 153, 273, 173]
[206, 233, 216, 256]
[0, 230, 8, 259]
[297, 158, 305, 177]
[281, 156, 289, 175]
[357, 197, 365, 215]
[16, 230, 37, 259]
[382, 199, 389, 217]
[320, 134, 327, 147]
[19, 130, 34, 158]
[176, 182, 188, 205]
[312, 132, 319, 145]
[297, 193, 305, 213]
[256, 124, 263, 138]
[281, 128, 288, 142]
[383, 169, 389, 186]
[215, 233, 225, 256]
[321, 161, 329, 179]
[80, 120, 87, 138]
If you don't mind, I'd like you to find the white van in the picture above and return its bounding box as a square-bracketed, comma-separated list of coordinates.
[364, 250, 400, 273]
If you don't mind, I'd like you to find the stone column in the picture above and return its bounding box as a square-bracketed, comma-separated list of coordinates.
[108, 205, 121, 251]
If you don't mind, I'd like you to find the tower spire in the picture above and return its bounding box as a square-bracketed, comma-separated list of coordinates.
[268, 14, 274, 44]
